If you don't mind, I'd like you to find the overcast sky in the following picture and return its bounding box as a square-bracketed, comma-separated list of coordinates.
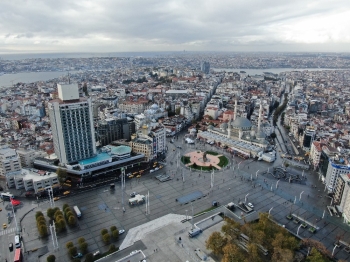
[1, 0, 350, 54]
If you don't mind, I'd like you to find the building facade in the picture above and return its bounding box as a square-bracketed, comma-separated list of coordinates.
[48, 84, 96, 165]
[0, 145, 21, 177]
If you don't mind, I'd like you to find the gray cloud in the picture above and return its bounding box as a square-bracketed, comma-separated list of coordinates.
[0, 0, 349, 53]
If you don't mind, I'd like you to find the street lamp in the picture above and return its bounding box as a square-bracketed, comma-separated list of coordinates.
[268, 207, 273, 218]
[276, 179, 280, 189]
[185, 210, 188, 221]
[297, 224, 302, 236]
[256, 170, 259, 178]
[245, 193, 249, 203]
[238, 161, 243, 170]
[294, 196, 296, 204]
[299, 191, 304, 201]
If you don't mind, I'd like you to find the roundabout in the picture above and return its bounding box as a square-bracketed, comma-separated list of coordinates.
[181, 150, 229, 171]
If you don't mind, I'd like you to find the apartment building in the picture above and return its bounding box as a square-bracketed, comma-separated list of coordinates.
[0, 145, 21, 177]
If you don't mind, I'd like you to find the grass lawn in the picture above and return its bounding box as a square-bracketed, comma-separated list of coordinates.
[181, 156, 191, 164]
[218, 155, 229, 167]
[205, 151, 219, 156]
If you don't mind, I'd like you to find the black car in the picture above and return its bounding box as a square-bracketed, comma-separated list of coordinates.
[9, 242, 13, 252]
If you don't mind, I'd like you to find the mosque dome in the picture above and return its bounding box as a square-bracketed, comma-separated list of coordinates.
[150, 104, 159, 110]
[231, 117, 252, 129]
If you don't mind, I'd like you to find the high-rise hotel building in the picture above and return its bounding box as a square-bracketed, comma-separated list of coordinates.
[48, 84, 96, 165]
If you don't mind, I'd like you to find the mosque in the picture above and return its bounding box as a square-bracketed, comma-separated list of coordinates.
[198, 100, 270, 158]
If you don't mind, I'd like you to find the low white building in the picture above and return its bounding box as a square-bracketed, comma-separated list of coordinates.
[6, 168, 59, 193]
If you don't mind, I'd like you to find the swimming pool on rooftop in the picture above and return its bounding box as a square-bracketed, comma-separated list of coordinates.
[79, 152, 111, 165]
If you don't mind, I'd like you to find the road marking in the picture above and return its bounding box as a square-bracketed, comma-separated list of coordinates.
[0, 227, 16, 236]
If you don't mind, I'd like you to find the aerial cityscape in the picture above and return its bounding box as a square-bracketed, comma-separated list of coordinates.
[1, 1, 350, 262]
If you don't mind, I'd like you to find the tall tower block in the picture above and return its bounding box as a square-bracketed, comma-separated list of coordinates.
[48, 84, 96, 165]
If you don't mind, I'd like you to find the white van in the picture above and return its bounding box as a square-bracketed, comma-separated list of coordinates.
[15, 235, 21, 248]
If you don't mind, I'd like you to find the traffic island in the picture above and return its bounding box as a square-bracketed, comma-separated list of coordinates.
[182, 150, 229, 171]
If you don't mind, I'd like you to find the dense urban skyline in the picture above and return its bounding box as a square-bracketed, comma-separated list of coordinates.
[1, 0, 350, 54]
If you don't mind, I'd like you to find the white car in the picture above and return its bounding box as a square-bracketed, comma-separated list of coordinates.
[150, 169, 155, 173]
[119, 229, 125, 234]
[155, 167, 159, 171]
[247, 203, 254, 208]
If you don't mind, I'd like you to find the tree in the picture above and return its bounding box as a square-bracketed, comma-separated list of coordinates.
[271, 247, 293, 262]
[56, 167, 67, 182]
[305, 248, 331, 262]
[38, 225, 48, 237]
[206, 231, 227, 255]
[247, 243, 262, 262]
[66, 211, 74, 219]
[109, 244, 117, 253]
[63, 203, 69, 211]
[80, 242, 88, 254]
[78, 237, 86, 245]
[101, 229, 108, 236]
[102, 233, 111, 244]
[222, 243, 245, 262]
[175, 107, 181, 115]
[112, 230, 119, 240]
[110, 226, 117, 232]
[47, 208, 56, 219]
[36, 211, 44, 219]
[68, 215, 77, 226]
[66, 241, 74, 249]
[47, 254, 56, 262]
[270, 133, 276, 139]
[69, 246, 78, 256]
[84, 253, 94, 262]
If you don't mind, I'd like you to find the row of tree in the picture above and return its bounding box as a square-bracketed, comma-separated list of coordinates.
[205, 213, 336, 262]
[36, 211, 48, 237]
[101, 226, 119, 244]
[273, 94, 288, 126]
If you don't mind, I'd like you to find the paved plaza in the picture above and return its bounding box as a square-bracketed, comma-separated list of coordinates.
[1, 130, 350, 261]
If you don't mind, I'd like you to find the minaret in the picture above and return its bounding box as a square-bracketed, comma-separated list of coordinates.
[234, 99, 238, 120]
[258, 102, 263, 132]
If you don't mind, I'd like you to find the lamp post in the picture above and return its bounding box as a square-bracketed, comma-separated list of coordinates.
[294, 196, 296, 204]
[276, 179, 280, 189]
[330, 197, 334, 206]
[299, 191, 304, 201]
[268, 207, 273, 218]
[322, 210, 325, 219]
[237, 161, 243, 173]
[256, 170, 259, 178]
[245, 193, 249, 203]
[297, 224, 302, 236]
[185, 210, 188, 221]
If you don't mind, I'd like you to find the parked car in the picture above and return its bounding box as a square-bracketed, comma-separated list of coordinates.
[247, 203, 254, 208]
[119, 229, 125, 234]
[93, 250, 100, 257]
[155, 167, 159, 171]
[150, 169, 155, 173]
[63, 191, 70, 195]
[3, 223, 7, 229]
[53, 197, 60, 201]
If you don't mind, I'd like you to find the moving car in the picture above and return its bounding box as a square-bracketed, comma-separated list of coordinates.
[72, 253, 83, 259]
[53, 197, 60, 201]
[247, 203, 254, 208]
[63, 191, 70, 195]
[3, 223, 7, 229]
[93, 250, 100, 257]
[8, 242, 13, 252]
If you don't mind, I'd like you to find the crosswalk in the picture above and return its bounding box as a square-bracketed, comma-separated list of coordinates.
[0, 227, 16, 236]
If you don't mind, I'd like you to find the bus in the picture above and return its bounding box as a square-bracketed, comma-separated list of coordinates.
[73, 206, 81, 218]
[1, 192, 14, 201]
[14, 248, 22, 262]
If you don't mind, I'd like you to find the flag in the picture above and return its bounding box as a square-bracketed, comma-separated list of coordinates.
[11, 199, 21, 206]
